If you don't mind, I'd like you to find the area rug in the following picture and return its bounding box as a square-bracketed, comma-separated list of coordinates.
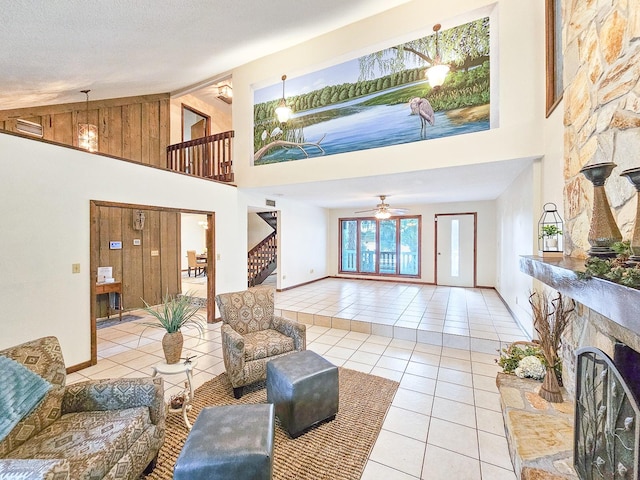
[144, 367, 399, 480]
[96, 314, 143, 329]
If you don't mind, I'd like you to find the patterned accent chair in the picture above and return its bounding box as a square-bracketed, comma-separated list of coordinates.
[0, 336, 165, 480]
[216, 286, 306, 398]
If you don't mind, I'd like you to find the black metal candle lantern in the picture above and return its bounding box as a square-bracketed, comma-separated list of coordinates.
[538, 203, 563, 254]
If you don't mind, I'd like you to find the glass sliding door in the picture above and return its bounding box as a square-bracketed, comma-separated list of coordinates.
[339, 216, 421, 277]
[360, 220, 377, 273]
[400, 218, 419, 275]
[340, 220, 357, 272]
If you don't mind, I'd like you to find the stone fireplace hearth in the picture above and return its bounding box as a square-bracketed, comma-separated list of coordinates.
[510, 255, 640, 479]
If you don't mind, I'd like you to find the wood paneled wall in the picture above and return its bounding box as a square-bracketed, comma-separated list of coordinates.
[0, 94, 170, 167]
[93, 203, 181, 316]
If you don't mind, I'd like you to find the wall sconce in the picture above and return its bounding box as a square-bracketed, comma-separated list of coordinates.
[275, 74, 292, 123]
[426, 24, 450, 88]
[78, 89, 98, 152]
[217, 84, 233, 104]
[133, 210, 145, 230]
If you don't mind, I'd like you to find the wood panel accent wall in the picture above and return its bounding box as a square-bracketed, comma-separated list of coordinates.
[92, 204, 181, 317]
[0, 94, 170, 167]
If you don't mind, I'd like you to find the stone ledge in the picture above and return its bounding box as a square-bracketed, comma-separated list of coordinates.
[497, 372, 578, 480]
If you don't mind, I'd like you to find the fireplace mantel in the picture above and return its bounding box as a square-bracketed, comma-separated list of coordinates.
[519, 256, 640, 336]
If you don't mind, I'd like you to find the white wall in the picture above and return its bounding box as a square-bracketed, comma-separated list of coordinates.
[328, 200, 497, 285]
[248, 213, 275, 250]
[231, 0, 546, 192]
[181, 213, 207, 270]
[495, 163, 536, 337]
[0, 132, 246, 367]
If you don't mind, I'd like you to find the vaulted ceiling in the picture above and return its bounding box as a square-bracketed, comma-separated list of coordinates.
[1, 1, 535, 209]
[0, 0, 410, 109]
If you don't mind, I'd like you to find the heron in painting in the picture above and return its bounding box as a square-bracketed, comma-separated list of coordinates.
[409, 97, 435, 133]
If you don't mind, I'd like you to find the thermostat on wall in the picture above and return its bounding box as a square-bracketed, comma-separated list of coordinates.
[109, 241, 122, 250]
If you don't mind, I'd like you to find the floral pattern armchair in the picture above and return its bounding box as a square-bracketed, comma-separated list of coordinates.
[215, 286, 306, 398]
[0, 336, 165, 480]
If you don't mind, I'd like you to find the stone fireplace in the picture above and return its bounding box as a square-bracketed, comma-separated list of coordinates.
[516, 255, 640, 479]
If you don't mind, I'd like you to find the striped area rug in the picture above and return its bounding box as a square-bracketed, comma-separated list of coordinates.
[144, 367, 399, 480]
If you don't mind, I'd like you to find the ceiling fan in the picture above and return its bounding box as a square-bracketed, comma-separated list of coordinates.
[355, 195, 409, 219]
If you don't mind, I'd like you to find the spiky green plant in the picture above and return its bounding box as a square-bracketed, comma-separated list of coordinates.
[139, 291, 205, 336]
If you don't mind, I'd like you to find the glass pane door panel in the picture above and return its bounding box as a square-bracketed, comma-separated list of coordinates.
[379, 220, 397, 274]
[400, 218, 419, 275]
[360, 220, 377, 273]
[340, 220, 357, 272]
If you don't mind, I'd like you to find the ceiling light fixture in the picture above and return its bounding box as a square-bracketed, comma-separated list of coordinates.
[355, 195, 409, 218]
[217, 84, 233, 104]
[275, 74, 292, 123]
[78, 89, 98, 152]
[426, 24, 450, 88]
[375, 209, 391, 220]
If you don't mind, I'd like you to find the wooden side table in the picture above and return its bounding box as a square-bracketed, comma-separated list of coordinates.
[96, 281, 123, 321]
[151, 359, 198, 430]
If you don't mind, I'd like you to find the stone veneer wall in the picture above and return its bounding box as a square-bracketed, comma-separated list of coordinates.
[563, 0, 640, 258]
[560, 1, 640, 399]
[561, 302, 640, 399]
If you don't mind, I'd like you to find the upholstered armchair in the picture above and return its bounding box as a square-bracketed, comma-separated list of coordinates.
[0, 336, 165, 480]
[215, 286, 306, 398]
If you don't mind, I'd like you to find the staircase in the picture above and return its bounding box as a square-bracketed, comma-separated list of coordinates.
[247, 212, 277, 287]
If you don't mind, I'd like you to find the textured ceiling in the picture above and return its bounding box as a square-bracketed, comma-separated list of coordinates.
[0, 0, 410, 109]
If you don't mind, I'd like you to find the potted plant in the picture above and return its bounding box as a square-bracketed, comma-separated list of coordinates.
[140, 291, 205, 364]
[539, 224, 562, 250]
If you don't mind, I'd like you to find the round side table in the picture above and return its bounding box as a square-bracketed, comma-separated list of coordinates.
[151, 359, 198, 430]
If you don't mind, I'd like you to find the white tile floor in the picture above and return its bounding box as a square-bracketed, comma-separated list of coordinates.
[80, 278, 524, 479]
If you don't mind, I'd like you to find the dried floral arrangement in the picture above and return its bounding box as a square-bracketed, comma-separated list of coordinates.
[529, 290, 575, 402]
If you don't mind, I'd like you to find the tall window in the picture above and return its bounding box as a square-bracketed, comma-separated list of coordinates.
[339, 216, 420, 277]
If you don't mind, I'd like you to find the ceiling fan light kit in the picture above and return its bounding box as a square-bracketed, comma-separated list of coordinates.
[355, 195, 409, 218]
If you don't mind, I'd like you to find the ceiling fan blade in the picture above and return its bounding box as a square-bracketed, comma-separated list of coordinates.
[390, 208, 409, 213]
[354, 208, 377, 213]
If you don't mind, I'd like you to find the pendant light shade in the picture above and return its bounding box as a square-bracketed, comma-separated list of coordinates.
[78, 90, 98, 152]
[275, 74, 292, 123]
[426, 24, 450, 88]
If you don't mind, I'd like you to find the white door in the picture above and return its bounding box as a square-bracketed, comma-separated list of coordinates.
[436, 213, 475, 287]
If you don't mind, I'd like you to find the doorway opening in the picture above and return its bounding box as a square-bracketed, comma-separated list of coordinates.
[182, 104, 210, 141]
[89, 200, 215, 365]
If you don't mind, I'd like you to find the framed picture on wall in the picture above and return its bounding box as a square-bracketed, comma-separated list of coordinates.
[546, 0, 563, 117]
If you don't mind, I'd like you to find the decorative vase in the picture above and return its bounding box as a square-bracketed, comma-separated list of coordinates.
[620, 167, 640, 261]
[580, 162, 622, 257]
[539, 365, 563, 403]
[162, 331, 183, 364]
[544, 237, 558, 250]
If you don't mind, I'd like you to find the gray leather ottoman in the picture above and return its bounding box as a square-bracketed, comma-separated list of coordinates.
[266, 350, 339, 438]
[174, 404, 275, 480]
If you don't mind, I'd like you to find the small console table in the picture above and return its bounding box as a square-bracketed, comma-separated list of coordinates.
[96, 281, 123, 321]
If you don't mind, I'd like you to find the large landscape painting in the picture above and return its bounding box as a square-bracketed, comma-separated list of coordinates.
[253, 17, 490, 165]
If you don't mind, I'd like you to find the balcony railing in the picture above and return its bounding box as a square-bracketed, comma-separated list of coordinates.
[341, 250, 418, 275]
[166, 130, 234, 182]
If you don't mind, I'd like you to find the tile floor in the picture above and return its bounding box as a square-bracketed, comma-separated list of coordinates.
[80, 278, 524, 479]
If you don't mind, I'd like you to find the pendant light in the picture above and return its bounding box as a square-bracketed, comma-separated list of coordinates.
[78, 89, 98, 152]
[275, 74, 292, 123]
[426, 24, 450, 88]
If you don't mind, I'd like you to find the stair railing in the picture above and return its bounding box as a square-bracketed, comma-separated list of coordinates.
[247, 231, 277, 286]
